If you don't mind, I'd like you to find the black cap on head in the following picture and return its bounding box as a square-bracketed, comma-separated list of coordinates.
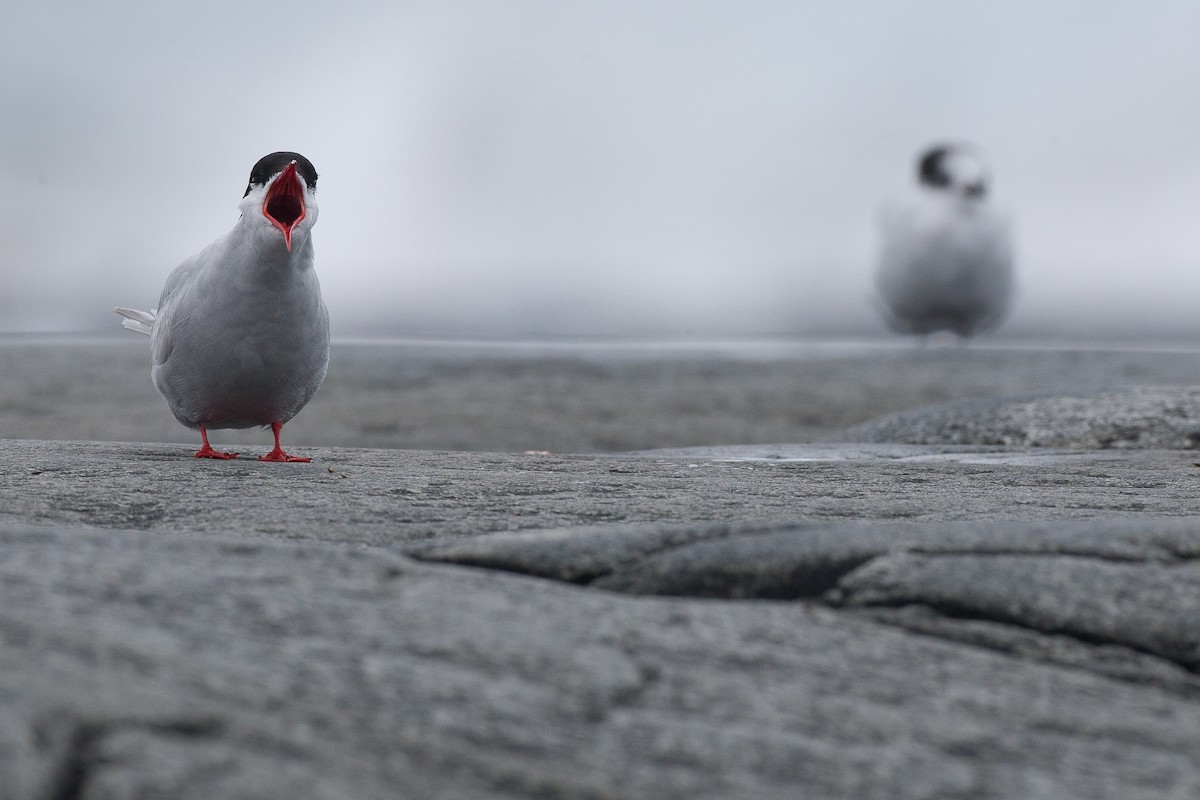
[244, 151, 318, 197]
[917, 143, 989, 197]
[917, 145, 954, 189]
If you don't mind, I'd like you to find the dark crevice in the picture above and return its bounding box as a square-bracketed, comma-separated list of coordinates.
[415, 540, 1172, 599]
[937, 601, 1200, 673]
[578, 527, 780, 586]
[570, 568, 611, 586]
[901, 546, 1178, 564]
[139, 717, 225, 738]
[849, 605, 1200, 699]
[407, 522, 804, 587]
[405, 551, 611, 586]
[1151, 541, 1200, 561]
[727, 553, 881, 600]
[590, 552, 883, 600]
[42, 721, 103, 800]
[834, 597, 1200, 678]
[768, 554, 882, 599]
[41, 717, 224, 800]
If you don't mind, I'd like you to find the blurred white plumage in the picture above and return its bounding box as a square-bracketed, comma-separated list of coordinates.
[876, 144, 1014, 338]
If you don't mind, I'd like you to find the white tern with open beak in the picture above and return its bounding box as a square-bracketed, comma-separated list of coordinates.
[116, 151, 329, 461]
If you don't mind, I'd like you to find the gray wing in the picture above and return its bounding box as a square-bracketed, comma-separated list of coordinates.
[151, 255, 206, 369]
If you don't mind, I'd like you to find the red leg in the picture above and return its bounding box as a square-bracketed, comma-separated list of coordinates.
[194, 424, 238, 459]
[259, 420, 311, 463]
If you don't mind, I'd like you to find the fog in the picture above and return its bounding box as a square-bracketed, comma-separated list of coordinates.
[5, 1, 1200, 341]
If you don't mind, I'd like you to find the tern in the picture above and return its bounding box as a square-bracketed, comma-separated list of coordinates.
[116, 151, 329, 461]
[875, 143, 1014, 339]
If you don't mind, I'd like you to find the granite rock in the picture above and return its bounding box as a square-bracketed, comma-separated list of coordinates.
[3, 439, 1200, 798]
[5, 521, 1200, 800]
[847, 386, 1200, 449]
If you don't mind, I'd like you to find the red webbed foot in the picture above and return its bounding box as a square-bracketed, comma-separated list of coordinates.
[259, 448, 311, 463]
[258, 420, 311, 463]
[195, 424, 238, 459]
[195, 444, 239, 459]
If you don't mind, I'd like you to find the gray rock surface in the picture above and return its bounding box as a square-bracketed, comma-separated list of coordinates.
[3, 438, 1200, 798]
[848, 386, 1200, 448]
[2, 439, 1197, 542]
[7, 339, 1200, 798]
[6, 517, 1200, 800]
[9, 337, 1200, 451]
[414, 517, 1200, 693]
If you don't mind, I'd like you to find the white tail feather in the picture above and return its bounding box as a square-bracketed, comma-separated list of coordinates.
[114, 307, 157, 336]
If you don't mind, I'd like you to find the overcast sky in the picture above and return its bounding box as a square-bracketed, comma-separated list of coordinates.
[5, 1, 1200, 340]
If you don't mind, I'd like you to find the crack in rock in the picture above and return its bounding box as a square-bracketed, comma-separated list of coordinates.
[41, 717, 223, 800]
[405, 520, 802, 585]
[587, 534, 883, 599]
[826, 552, 1200, 675]
[404, 518, 1200, 697]
[846, 605, 1200, 698]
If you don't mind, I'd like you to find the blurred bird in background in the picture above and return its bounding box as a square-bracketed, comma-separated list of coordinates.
[875, 143, 1015, 340]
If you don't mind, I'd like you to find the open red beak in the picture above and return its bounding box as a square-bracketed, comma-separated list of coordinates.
[262, 161, 307, 251]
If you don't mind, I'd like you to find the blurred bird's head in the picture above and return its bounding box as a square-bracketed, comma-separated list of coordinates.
[239, 151, 319, 252]
[917, 144, 990, 199]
